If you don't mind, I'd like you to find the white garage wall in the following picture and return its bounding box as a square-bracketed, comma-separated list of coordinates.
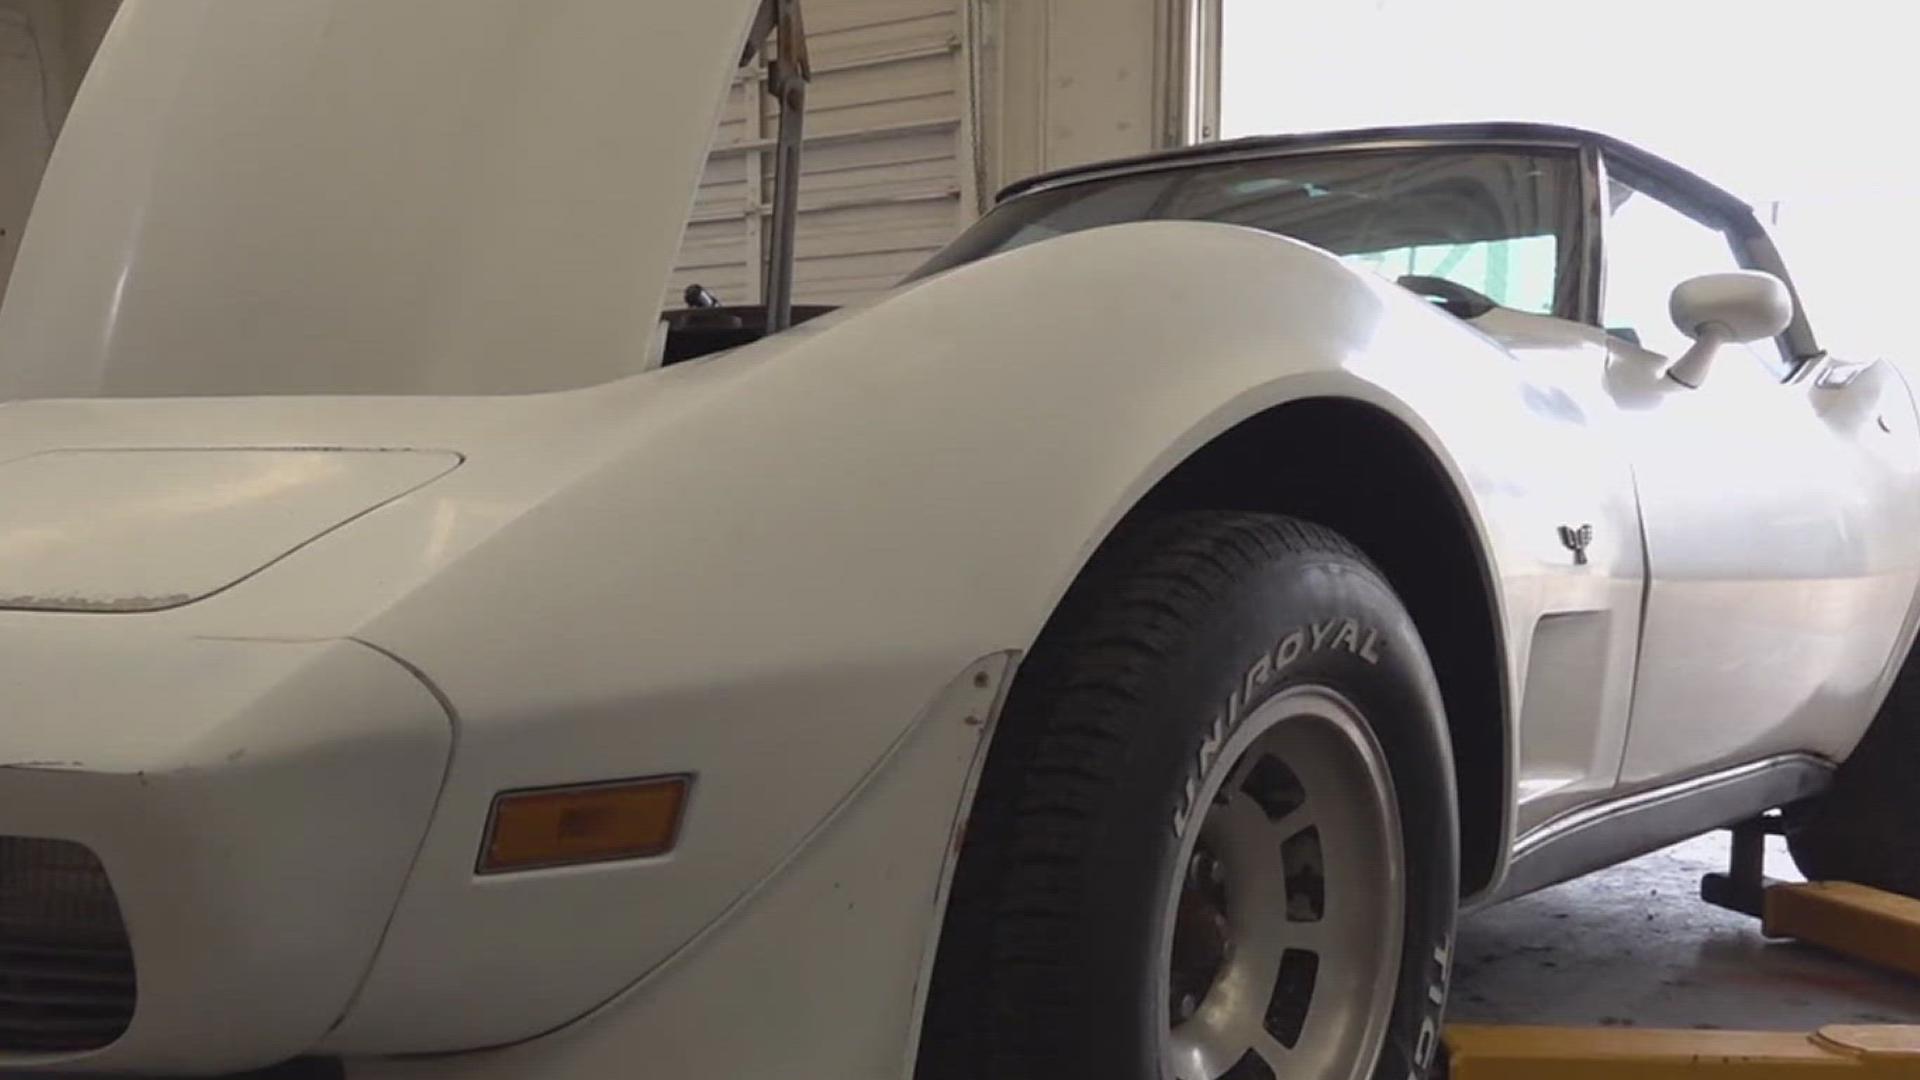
[668, 0, 974, 309]
[979, 0, 1202, 191]
[672, 0, 1217, 309]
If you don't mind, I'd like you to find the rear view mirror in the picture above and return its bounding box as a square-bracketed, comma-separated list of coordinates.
[1664, 271, 1793, 388]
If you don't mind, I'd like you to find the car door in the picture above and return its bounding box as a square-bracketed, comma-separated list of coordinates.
[1464, 304, 1647, 834]
[1598, 167, 1920, 787]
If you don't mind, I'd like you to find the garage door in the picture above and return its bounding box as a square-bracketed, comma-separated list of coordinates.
[668, 0, 973, 310]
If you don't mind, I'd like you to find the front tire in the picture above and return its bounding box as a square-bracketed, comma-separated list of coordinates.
[917, 513, 1458, 1080]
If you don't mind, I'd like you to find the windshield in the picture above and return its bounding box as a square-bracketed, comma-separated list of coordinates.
[915, 147, 1586, 318]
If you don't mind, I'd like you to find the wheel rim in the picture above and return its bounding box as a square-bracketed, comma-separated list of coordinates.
[1160, 686, 1406, 1080]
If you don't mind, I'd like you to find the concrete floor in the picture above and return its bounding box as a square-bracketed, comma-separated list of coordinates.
[1451, 831, 1920, 1029]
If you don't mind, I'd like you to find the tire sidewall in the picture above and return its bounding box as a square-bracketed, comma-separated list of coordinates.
[1073, 551, 1458, 1080]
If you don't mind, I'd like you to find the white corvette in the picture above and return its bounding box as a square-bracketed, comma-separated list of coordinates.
[3, 2, 1917, 1080]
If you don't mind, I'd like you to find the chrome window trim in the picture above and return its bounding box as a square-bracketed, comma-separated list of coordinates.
[1010, 135, 1588, 201]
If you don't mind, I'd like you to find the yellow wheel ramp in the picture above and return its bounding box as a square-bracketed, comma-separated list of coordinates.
[1764, 882, 1920, 980]
[1445, 879, 1920, 1077]
[1445, 1024, 1920, 1078]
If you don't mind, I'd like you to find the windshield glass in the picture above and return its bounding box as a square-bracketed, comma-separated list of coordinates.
[915, 147, 1585, 318]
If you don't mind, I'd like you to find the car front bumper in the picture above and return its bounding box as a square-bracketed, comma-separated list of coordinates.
[1, 612, 1012, 1080]
[0, 626, 453, 1075]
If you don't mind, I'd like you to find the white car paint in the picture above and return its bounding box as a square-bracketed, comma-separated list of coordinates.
[0, 0, 762, 397]
[1461, 307, 1647, 833]
[1, 3, 1917, 1078]
[1609, 337, 1920, 783]
[1469, 304, 1920, 816]
[0, 448, 459, 611]
[1, 633, 452, 1074]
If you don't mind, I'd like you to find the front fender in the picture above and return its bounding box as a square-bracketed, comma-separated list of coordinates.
[335, 221, 1555, 1050]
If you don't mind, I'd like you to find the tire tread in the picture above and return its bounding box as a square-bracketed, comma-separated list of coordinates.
[917, 512, 1384, 1079]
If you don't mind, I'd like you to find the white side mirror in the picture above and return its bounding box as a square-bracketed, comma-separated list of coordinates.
[1664, 270, 1793, 388]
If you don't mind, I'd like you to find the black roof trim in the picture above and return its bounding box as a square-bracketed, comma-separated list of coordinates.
[995, 121, 1755, 224]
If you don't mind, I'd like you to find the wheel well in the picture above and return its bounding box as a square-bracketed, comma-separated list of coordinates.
[1128, 397, 1508, 897]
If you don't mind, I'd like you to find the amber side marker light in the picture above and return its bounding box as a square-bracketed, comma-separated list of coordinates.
[478, 775, 691, 874]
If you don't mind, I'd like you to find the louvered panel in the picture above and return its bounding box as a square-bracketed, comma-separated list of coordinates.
[791, 219, 956, 261]
[794, 247, 935, 290]
[677, 214, 749, 259]
[709, 77, 759, 152]
[689, 154, 750, 214]
[764, 53, 957, 138]
[670, 0, 970, 310]
[798, 127, 955, 181]
[803, 0, 953, 37]
[670, 197, 957, 306]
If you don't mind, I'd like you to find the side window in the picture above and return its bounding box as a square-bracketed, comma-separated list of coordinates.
[1602, 178, 1772, 370]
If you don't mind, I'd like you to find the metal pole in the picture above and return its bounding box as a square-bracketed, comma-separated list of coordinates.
[762, 0, 809, 333]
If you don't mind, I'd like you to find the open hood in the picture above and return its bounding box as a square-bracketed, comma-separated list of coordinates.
[0, 0, 760, 399]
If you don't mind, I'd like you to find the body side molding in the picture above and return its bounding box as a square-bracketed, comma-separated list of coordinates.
[1477, 753, 1833, 909]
